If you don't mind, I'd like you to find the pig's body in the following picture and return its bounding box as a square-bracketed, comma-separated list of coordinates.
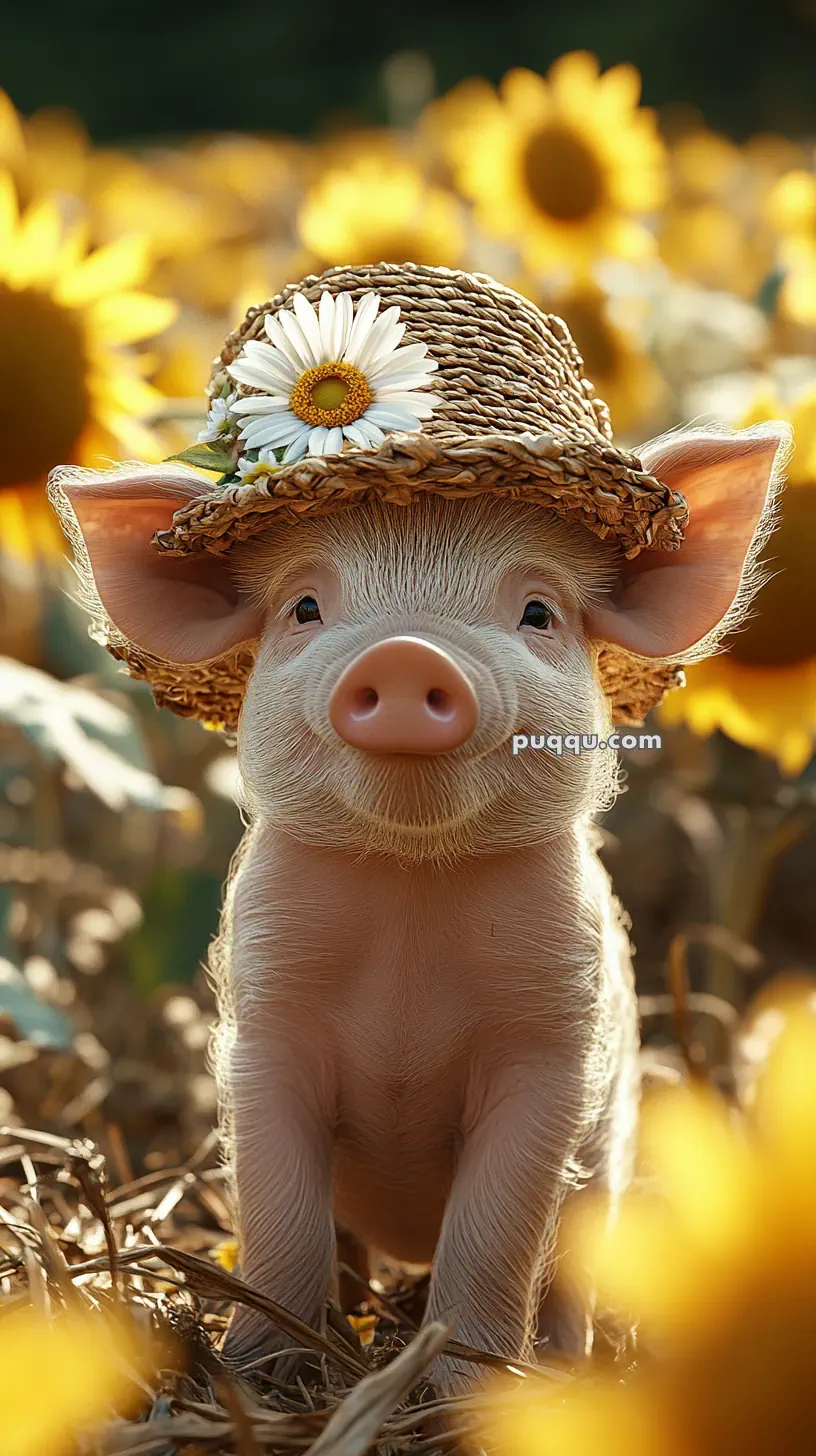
[221, 824, 637, 1283]
[55, 418, 787, 1393]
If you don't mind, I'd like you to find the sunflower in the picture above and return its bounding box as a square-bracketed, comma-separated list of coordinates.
[526, 281, 667, 437]
[298, 155, 465, 269]
[437, 52, 666, 275]
[660, 388, 816, 776]
[481, 1008, 816, 1456]
[658, 125, 795, 299]
[0, 167, 176, 562]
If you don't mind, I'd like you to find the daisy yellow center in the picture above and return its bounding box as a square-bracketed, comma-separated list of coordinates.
[522, 125, 606, 223]
[727, 487, 816, 668]
[0, 284, 89, 488]
[289, 360, 374, 428]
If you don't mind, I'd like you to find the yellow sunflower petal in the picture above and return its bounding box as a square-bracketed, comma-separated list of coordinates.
[548, 51, 603, 120]
[0, 167, 18, 260]
[86, 290, 178, 344]
[500, 66, 551, 125]
[0, 91, 24, 167]
[53, 233, 149, 308]
[5, 195, 64, 287]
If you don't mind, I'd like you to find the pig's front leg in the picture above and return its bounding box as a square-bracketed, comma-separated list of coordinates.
[423, 1053, 590, 1395]
[220, 1029, 335, 1375]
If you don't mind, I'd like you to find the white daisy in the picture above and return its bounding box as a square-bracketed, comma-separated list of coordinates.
[225, 290, 443, 463]
[197, 392, 238, 444]
[236, 450, 277, 485]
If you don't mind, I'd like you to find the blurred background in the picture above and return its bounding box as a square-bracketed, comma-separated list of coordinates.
[2, 3, 816, 1175]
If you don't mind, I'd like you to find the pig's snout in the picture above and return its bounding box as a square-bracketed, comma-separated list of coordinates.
[328, 636, 479, 755]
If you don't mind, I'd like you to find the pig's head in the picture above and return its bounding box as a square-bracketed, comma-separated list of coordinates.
[56, 423, 788, 862]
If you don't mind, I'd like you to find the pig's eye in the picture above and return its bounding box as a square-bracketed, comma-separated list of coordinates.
[294, 595, 322, 625]
[519, 599, 554, 631]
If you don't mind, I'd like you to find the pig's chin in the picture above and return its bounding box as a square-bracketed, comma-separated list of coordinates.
[330, 751, 495, 862]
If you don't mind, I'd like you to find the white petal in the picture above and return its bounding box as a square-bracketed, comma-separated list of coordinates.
[318, 291, 336, 359]
[324, 427, 344, 454]
[375, 390, 443, 419]
[352, 306, 404, 374]
[355, 417, 385, 447]
[279, 306, 318, 369]
[264, 311, 312, 376]
[367, 343, 436, 384]
[227, 357, 292, 393]
[308, 426, 330, 455]
[333, 292, 353, 358]
[343, 292, 381, 366]
[364, 404, 422, 431]
[342, 421, 373, 449]
[293, 292, 324, 364]
[240, 413, 302, 448]
[375, 374, 441, 394]
[240, 338, 299, 387]
[282, 429, 311, 463]
[232, 394, 291, 415]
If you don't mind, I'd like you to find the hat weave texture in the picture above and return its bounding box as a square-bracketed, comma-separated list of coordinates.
[50, 262, 690, 730]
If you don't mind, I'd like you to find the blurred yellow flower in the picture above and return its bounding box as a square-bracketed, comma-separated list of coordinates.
[767, 168, 816, 326]
[0, 167, 176, 559]
[1, 1305, 153, 1456]
[482, 1009, 816, 1456]
[437, 52, 666, 274]
[661, 389, 816, 775]
[530, 281, 667, 436]
[299, 155, 465, 268]
[659, 199, 771, 298]
[658, 124, 796, 298]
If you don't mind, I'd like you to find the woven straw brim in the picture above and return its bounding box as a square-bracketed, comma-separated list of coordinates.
[152, 428, 687, 563]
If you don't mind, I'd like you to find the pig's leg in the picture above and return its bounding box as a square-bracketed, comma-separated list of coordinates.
[220, 1032, 335, 1374]
[423, 1056, 588, 1394]
[537, 1017, 639, 1358]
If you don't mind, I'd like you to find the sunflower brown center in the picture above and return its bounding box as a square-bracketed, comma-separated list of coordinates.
[0, 284, 89, 489]
[560, 293, 618, 380]
[289, 360, 373, 428]
[522, 125, 606, 223]
[727, 487, 816, 667]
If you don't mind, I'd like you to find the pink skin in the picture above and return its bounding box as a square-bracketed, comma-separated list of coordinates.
[328, 636, 480, 754]
[56, 423, 789, 1394]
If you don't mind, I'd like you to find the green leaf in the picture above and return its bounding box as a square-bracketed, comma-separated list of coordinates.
[0, 657, 201, 816]
[163, 442, 237, 473]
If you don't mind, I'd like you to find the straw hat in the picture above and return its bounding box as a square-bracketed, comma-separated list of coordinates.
[51, 262, 689, 730]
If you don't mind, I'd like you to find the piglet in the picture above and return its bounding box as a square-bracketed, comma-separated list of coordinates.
[56, 423, 787, 1392]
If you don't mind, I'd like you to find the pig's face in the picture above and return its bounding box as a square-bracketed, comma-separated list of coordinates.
[56, 422, 788, 863]
[232, 497, 620, 862]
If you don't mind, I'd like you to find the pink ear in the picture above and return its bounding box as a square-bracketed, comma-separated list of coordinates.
[586, 424, 792, 659]
[57, 468, 264, 663]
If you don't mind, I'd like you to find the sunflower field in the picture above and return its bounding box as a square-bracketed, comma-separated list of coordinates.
[2, 37, 816, 1455]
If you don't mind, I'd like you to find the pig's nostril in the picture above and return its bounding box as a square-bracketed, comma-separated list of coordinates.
[426, 687, 454, 719]
[351, 686, 379, 718]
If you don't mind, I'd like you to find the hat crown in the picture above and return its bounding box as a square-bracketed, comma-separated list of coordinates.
[216, 262, 613, 449]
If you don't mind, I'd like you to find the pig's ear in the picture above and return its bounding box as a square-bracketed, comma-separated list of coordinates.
[585, 423, 792, 660]
[52, 466, 265, 663]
